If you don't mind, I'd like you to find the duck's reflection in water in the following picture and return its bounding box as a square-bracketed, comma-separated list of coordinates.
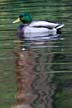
[15, 33, 64, 108]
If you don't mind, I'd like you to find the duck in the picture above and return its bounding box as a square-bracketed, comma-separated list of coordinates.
[13, 13, 64, 40]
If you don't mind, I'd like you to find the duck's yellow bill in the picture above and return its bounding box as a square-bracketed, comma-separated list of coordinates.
[12, 18, 20, 23]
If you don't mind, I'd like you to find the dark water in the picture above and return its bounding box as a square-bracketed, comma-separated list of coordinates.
[0, 0, 72, 108]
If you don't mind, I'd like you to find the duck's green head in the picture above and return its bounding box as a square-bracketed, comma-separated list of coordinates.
[13, 13, 32, 24]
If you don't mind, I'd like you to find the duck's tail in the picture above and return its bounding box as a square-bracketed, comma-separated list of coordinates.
[55, 24, 64, 34]
[55, 24, 64, 30]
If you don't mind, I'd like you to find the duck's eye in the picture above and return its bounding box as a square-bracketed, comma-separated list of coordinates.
[19, 14, 23, 18]
[19, 14, 24, 18]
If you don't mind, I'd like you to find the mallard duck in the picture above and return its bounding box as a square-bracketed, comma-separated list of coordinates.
[13, 13, 64, 40]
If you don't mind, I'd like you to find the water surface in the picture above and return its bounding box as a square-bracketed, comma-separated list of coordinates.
[0, 0, 72, 108]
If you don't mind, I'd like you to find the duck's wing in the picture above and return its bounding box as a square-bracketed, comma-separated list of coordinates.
[29, 21, 64, 29]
